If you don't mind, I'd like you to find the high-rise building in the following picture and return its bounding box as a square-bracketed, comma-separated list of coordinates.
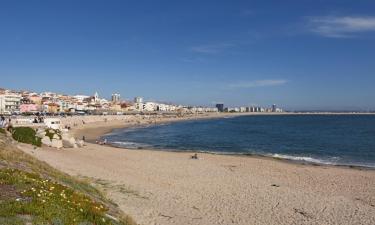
[272, 104, 277, 112]
[111, 93, 121, 103]
[216, 103, 224, 112]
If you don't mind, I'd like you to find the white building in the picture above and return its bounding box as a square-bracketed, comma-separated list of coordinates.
[0, 94, 22, 114]
[134, 97, 143, 104]
[73, 95, 90, 102]
[0, 95, 4, 114]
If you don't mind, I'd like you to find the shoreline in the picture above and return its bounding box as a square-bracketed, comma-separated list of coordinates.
[18, 139, 375, 225]
[72, 113, 375, 170]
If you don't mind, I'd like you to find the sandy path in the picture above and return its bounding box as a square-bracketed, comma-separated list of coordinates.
[20, 142, 375, 225]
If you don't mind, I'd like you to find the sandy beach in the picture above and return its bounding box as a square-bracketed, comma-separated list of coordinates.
[19, 114, 375, 225]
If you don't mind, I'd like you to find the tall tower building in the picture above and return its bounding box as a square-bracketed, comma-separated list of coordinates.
[216, 103, 224, 112]
[272, 104, 277, 112]
[94, 92, 99, 103]
[112, 93, 121, 103]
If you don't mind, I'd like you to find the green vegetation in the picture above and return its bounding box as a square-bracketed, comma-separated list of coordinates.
[11, 127, 41, 147]
[0, 128, 5, 134]
[0, 133, 135, 225]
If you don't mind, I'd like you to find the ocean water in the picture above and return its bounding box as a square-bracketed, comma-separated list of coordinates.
[104, 115, 375, 168]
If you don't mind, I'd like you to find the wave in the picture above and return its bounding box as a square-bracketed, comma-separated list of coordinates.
[268, 153, 339, 165]
[110, 141, 150, 149]
[268, 153, 375, 168]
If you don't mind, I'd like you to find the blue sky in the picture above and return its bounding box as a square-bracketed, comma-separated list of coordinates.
[1, 0, 375, 110]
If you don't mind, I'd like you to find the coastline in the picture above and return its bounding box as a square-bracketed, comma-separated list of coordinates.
[69, 111, 375, 141]
[72, 112, 375, 170]
[18, 113, 375, 225]
[69, 112, 255, 142]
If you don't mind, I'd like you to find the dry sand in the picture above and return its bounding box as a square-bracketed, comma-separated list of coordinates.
[19, 114, 375, 225]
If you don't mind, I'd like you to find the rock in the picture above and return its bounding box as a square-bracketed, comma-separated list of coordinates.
[41, 136, 52, 146]
[36, 131, 46, 138]
[37, 128, 46, 134]
[51, 139, 63, 149]
[36, 129, 46, 138]
[53, 134, 60, 140]
[62, 137, 77, 148]
[76, 140, 85, 148]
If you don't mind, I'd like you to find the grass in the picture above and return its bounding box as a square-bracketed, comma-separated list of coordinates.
[85, 177, 149, 200]
[0, 129, 5, 134]
[11, 127, 41, 147]
[0, 133, 136, 225]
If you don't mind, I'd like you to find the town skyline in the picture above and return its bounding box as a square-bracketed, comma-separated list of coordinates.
[0, 86, 283, 115]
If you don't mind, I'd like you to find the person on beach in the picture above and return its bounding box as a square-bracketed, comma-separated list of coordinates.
[191, 153, 199, 159]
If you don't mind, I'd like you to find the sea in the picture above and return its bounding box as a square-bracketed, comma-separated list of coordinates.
[103, 115, 375, 168]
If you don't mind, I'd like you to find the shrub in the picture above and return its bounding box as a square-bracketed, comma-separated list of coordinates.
[11, 127, 42, 147]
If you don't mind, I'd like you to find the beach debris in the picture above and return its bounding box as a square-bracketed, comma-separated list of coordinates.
[271, 184, 280, 187]
[272, 202, 280, 210]
[293, 208, 314, 219]
[159, 213, 173, 220]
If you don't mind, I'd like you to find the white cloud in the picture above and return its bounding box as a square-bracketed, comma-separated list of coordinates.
[190, 43, 235, 54]
[228, 79, 287, 89]
[307, 16, 375, 38]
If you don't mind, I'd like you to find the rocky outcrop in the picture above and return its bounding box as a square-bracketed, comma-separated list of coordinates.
[39, 128, 84, 149]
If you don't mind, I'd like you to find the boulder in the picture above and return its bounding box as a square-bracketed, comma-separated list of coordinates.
[53, 134, 60, 140]
[76, 140, 85, 148]
[36, 129, 46, 138]
[62, 137, 77, 148]
[41, 136, 52, 146]
[51, 139, 63, 149]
